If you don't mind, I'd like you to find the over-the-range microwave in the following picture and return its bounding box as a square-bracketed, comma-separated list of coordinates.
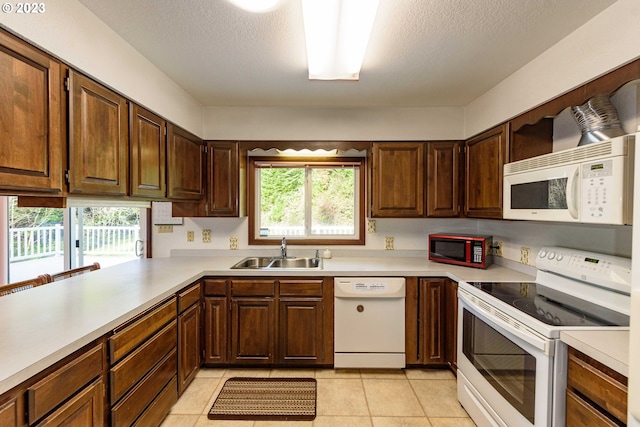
[503, 134, 635, 225]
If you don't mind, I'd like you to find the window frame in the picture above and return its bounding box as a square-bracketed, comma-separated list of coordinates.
[247, 156, 366, 246]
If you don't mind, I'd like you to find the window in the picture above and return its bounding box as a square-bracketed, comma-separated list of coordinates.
[248, 157, 365, 245]
[3, 196, 147, 283]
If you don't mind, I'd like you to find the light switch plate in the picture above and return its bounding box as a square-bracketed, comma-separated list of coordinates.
[186, 231, 194, 242]
[158, 225, 173, 233]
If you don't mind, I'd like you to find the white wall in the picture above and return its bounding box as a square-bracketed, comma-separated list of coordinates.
[464, 0, 640, 139]
[203, 106, 464, 141]
[0, 1, 203, 137]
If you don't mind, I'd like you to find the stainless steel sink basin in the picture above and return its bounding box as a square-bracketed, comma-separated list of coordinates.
[230, 256, 321, 269]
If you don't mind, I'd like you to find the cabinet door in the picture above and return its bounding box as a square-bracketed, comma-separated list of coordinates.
[371, 142, 425, 217]
[230, 298, 275, 363]
[278, 299, 323, 364]
[444, 279, 458, 370]
[0, 395, 23, 427]
[129, 104, 166, 198]
[206, 141, 240, 216]
[166, 124, 204, 200]
[420, 278, 446, 365]
[203, 297, 228, 364]
[68, 70, 128, 196]
[34, 379, 103, 427]
[427, 142, 461, 217]
[178, 302, 201, 395]
[464, 124, 508, 218]
[0, 30, 63, 193]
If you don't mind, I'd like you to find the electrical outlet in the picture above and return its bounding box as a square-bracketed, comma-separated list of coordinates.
[385, 236, 394, 250]
[494, 241, 503, 257]
[229, 236, 238, 250]
[202, 229, 211, 243]
[520, 246, 531, 265]
[367, 219, 376, 234]
[186, 231, 194, 242]
[158, 225, 173, 233]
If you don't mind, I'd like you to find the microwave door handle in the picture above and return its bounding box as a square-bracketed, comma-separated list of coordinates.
[566, 168, 580, 219]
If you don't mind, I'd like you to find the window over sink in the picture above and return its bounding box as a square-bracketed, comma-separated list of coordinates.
[247, 156, 365, 245]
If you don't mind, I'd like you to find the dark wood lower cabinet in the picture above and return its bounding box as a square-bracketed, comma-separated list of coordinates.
[177, 303, 201, 395]
[204, 297, 228, 364]
[407, 277, 458, 370]
[231, 297, 276, 363]
[35, 379, 104, 427]
[279, 299, 323, 363]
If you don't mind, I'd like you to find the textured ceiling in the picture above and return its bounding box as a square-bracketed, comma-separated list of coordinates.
[78, 0, 615, 108]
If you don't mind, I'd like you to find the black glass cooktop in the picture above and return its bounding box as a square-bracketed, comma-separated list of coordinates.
[466, 281, 629, 327]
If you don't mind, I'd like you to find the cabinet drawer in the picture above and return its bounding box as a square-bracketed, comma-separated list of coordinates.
[204, 279, 227, 296]
[231, 280, 275, 297]
[34, 379, 104, 427]
[279, 280, 323, 297]
[132, 376, 177, 427]
[111, 350, 176, 427]
[566, 389, 619, 427]
[178, 283, 201, 313]
[28, 343, 104, 424]
[110, 321, 177, 403]
[567, 349, 627, 424]
[110, 298, 177, 363]
[0, 397, 19, 427]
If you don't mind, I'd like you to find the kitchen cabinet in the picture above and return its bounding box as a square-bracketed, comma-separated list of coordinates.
[371, 142, 425, 217]
[427, 142, 462, 217]
[68, 70, 129, 196]
[203, 277, 332, 367]
[0, 30, 64, 194]
[206, 141, 243, 216]
[444, 279, 458, 371]
[566, 346, 628, 427]
[406, 278, 457, 368]
[177, 282, 201, 396]
[420, 278, 446, 365]
[230, 279, 277, 364]
[166, 124, 204, 201]
[109, 297, 177, 427]
[464, 124, 508, 219]
[278, 279, 325, 364]
[34, 379, 104, 427]
[129, 104, 167, 198]
[0, 395, 22, 427]
[203, 279, 229, 365]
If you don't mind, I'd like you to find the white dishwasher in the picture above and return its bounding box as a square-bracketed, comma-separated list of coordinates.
[334, 277, 406, 369]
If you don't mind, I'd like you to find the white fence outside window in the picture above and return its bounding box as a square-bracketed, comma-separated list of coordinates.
[10, 225, 140, 262]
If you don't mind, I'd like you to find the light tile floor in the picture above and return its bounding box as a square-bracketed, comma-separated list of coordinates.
[161, 368, 477, 427]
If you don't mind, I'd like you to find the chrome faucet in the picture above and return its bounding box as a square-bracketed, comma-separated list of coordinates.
[280, 237, 287, 259]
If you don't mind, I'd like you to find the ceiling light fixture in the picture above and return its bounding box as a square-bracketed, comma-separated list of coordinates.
[301, 0, 380, 81]
[227, 0, 282, 13]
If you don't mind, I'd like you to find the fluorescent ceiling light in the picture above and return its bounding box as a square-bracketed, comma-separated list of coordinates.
[227, 0, 282, 13]
[301, 0, 380, 80]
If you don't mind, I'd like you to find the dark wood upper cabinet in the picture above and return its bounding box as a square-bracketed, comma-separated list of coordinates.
[206, 141, 241, 216]
[129, 104, 166, 198]
[166, 124, 204, 200]
[371, 142, 426, 218]
[427, 141, 462, 217]
[68, 70, 128, 196]
[0, 30, 63, 194]
[464, 124, 508, 219]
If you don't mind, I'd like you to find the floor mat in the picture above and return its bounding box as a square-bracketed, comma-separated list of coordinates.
[208, 377, 317, 421]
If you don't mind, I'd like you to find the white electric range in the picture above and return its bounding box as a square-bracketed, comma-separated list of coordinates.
[457, 246, 630, 427]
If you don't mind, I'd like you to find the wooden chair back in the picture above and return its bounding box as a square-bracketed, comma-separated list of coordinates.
[0, 274, 52, 297]
[50, 262, 101, 282]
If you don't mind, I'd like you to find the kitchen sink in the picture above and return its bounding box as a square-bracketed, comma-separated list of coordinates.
[230, 256, 322, 269]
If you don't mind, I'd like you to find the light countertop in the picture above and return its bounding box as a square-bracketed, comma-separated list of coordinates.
[0, 254, 536, 395]
[560, 330, 629, 376]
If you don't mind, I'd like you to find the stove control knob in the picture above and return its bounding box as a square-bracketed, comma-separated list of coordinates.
[556, 254, 563, 261]
[548, 252, 556, 260]
[539, 250, 547, 259]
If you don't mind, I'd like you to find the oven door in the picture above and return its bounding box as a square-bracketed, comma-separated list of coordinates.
[457, 290, 554, 427]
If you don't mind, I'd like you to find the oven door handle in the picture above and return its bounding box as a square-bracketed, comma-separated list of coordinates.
[459, 289, 554, 356]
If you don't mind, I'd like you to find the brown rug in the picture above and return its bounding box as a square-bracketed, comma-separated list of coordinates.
[208, 377, 317, 421]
